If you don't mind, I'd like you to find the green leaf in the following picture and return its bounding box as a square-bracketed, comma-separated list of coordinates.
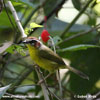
[0, 84, 11, 99]
[25, 27, 30, 35]
[43, 0, 57, 16]
[6, 45, 15, 54]
[6, 45, 26, 56]
[25, 23, 43, 35]
[58, 44, 100, 52]
[72, 0, 81, 10]
[10, 0, 34, 7]
[52, 36, 62, 45]
[30, 23, 43, 28]
[0, 10, 14, 28]
[15, 45, 26, 56]
[19, 0, 34, 7]
[68, 48, 100, 94]
[25, 28, 33, 35]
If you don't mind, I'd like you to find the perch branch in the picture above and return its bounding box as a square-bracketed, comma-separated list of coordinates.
[7, 1, 27, 39]
[35, 66, 63, 100]
[35, 66, 50, 100]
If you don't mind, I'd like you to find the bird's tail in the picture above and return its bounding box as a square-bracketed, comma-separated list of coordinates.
[63, 58, 89, 80]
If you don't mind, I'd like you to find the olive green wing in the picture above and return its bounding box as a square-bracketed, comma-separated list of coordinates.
[39, 46, 65, 65]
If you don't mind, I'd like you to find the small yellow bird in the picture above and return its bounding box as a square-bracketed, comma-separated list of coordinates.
[23, 37, 89, 80]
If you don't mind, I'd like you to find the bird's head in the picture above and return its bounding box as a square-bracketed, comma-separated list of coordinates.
[23, 37, 41, 49]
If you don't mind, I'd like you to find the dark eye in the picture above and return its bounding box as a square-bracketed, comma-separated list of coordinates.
[31, 42, 35, 46]
[29, 40, 37, 46]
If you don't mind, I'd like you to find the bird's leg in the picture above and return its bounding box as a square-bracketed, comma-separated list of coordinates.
[37, 73, 52, 85]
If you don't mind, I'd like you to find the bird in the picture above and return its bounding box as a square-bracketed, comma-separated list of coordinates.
[23, 37, 89, 80]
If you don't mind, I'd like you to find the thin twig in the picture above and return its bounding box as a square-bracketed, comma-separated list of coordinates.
[23, 5, 41, 28]
[62, 86, 74, 98]
[35, 66, 63, 100]
[14, 61, 34, 70]
[20, 6, 29, 21]
[23, 0, 47, 28]
[47, 89, 63, 100]
[5, 67, 34, 82]
[11, 68, 33, 91]
[37, 73, 52, 85]
[56, 70, 63, 97]
[35, 66, 50, 100]
[61, 0, 93, 38]
[2, 0, 17, 35]
[58, 24, 100, 45]
[0, 54, 11, 81]
[49, 36, 63, 98]
[7, 1, 27, 39]
[29, 0, 66, 36]
[0, 0, 3, 14]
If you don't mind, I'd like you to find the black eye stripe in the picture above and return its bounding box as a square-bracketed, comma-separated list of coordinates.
[27, 39, 37, 43]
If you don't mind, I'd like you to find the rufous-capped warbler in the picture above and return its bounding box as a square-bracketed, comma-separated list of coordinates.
[23, 37, 89, 80]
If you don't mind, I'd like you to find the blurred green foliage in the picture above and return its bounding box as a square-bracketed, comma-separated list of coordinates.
[0, 0, 100, 100]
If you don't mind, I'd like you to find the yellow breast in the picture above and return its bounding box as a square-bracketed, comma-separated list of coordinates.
[27, 44, 61, 72]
